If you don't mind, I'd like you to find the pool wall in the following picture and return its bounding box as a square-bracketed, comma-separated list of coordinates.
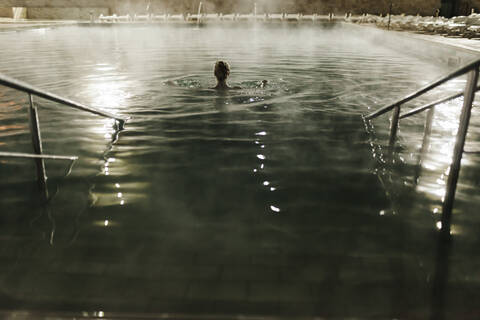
[343, 23, 479, 69]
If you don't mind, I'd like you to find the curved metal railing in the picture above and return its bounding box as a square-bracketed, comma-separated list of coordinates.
[0, 72, 129, 194]
[365, 58, 480, 120]
[0, 73, 128, 126]
[364, 58, 480, 239]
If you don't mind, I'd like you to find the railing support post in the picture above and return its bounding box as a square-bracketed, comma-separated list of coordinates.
[389, 104, 401, 152]
[441, 66, 479, 237]
[27, 94, 48, 195]
[414, 107, 435, 184]
[422, 107, 435, 153]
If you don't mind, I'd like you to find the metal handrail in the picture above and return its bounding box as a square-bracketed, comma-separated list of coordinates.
[0, 73, 128, 126]
[365, 58, 480, 120]
[0, 72, 128, 195]
[399, 86, 480, 119]
[365, 58, 480, 241]
[0, 152, 78, 161]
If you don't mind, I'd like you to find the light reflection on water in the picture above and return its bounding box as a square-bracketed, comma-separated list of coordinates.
[375, 73, 480, 237]
[415, 98, 461, 202]
[0, 24, 479, 317]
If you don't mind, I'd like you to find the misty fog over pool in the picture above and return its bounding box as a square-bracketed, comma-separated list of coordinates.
[1, 24, 480, 318]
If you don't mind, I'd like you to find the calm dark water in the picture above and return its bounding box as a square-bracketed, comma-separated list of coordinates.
[0, 24, 480, 318]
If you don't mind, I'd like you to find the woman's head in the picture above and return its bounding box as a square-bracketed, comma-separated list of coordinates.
[214, 61, 230, 82]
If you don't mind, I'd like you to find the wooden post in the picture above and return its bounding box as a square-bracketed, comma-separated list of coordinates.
[388, 1, 393, 30]
[197, 1, 202, 27]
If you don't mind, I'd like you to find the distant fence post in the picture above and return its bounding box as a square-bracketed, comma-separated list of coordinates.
[387, 1, 393, 30]
[12, 7, 27, 20]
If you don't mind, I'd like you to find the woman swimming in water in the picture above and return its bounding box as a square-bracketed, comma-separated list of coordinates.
[165, 60, 266, 90]
[212, 61, 241, 90]
[212, 60, 267, 90]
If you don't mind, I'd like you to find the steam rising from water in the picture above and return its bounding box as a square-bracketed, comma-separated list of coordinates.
[116, 0, 334, 15]
[1, 24, 480, 317]
[115, 0, 393, 15]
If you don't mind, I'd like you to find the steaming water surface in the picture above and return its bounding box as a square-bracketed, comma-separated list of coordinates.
[0, 24, 480, 318]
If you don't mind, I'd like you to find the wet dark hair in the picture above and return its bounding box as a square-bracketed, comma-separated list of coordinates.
[214, 61, 230, 82]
